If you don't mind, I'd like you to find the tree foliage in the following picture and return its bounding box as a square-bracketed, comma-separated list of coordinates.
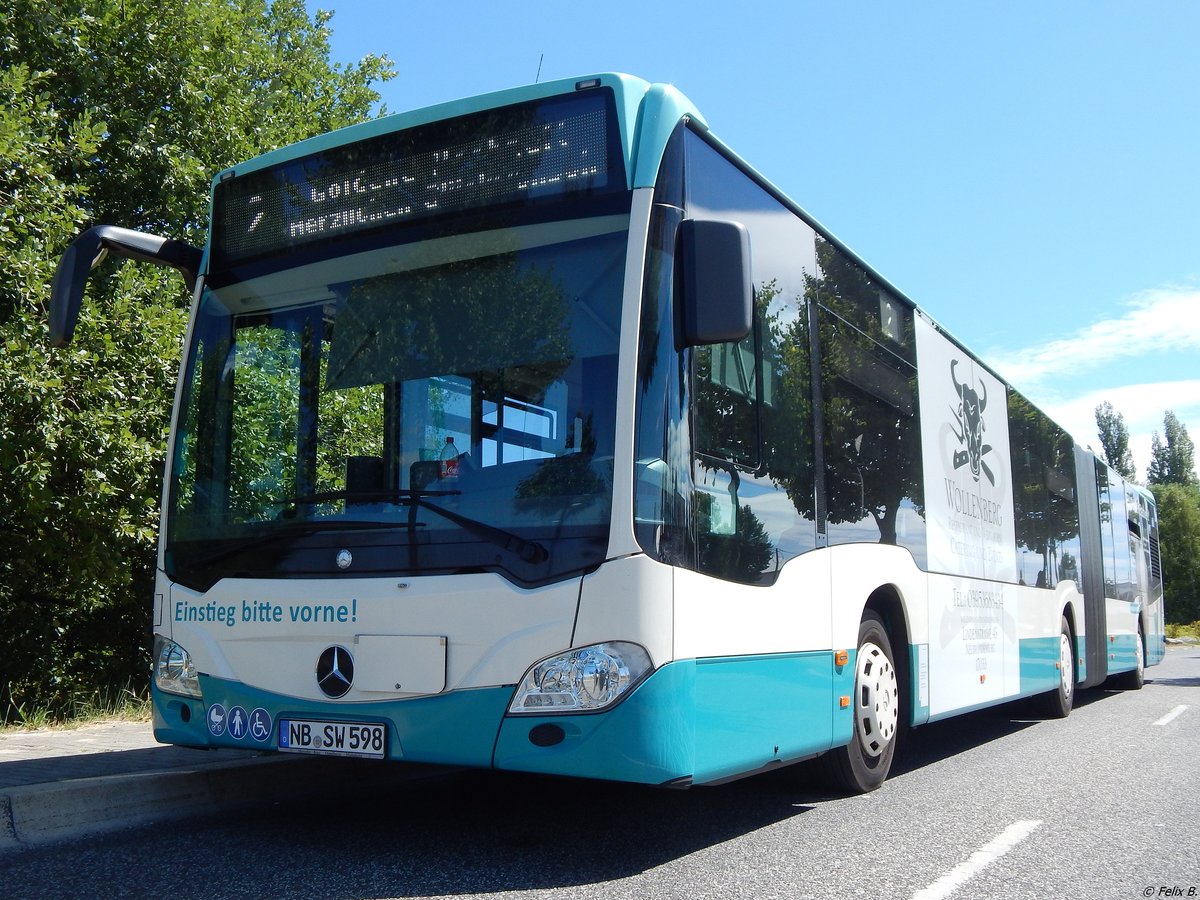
[1094, 401, 1136, 481]
[0, 0, 392, 722]
[1151, 483, 1200, 624]
[1148, 410, 1199, 488]
[1145, 411, 1200, 624]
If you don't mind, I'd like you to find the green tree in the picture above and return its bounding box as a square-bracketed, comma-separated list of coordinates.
[1148, 410, 1199, 487]
[2, 1, 393, 242]
[0, 0, 393, 722]
[0, 63, 120, 723]
[1150, 484, 1200, 624]
[1094, 401, 1136, 481]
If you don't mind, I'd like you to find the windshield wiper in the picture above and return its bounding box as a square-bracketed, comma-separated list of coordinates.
[412, 496, 549, 564]
[284, 489, 549, 565]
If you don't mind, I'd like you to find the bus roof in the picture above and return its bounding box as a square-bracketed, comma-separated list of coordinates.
[210, 73, 708, 193]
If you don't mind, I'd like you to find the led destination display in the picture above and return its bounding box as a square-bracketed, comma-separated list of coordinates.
[211, 88, 624, 269]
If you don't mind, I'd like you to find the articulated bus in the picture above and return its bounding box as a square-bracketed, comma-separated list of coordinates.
[51, 74, 1165, 792]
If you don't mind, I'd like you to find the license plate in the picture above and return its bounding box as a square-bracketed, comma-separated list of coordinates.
[278, 718, 386, 759]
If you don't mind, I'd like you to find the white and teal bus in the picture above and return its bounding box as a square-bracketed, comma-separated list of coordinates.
[51, 73, 1165, 792]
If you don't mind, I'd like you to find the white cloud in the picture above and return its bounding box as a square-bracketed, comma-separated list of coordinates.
[977, 285, 1200, 482]
[986, 285, 1200, 389]
[1037, 380, 1200, 481]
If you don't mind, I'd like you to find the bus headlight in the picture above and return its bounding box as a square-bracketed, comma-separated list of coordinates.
[153, 636, 202, 698]
[508, 642, 652, 714]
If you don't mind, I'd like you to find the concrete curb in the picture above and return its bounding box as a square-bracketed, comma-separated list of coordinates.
[0, 754, 452, 853]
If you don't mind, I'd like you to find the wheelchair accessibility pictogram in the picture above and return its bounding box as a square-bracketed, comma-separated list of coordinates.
[248, 707, 272, 743]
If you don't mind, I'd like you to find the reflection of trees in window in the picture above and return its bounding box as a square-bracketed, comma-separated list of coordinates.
[691, 276, 821, 583]
[692, 282, 791, 583]
[515, 412, 606, 504]
[1110, 481, 1133, 601]
[181, 247, 583, 532]
[651, 125, 933, 580]
[691, 281, 788, 468]
[690, 232, 930, 575]
[1093, 459, 1133, 601]
[328, 253, 572, 397]
[693, 316, 760, 467]
[1095, 460, 1116, 598]
[693, 277, 790, 470]
[808, 239, 916, 364]
[758, 281, 815, 527]
[696, 497, 775, 584]
[807, 238, 924, 553]
[1008, 393, 1080, 587]
[632, 201, 686, 561]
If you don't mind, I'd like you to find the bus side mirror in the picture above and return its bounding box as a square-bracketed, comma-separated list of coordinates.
[676, 218, 752, 349]
[50, 225, 203, 347]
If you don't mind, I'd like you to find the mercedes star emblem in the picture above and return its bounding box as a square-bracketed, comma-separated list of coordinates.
[316, 645, 354, 698]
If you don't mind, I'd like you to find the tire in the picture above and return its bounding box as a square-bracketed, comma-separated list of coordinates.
[1112, 626, 1145, 691]
[1036, 616, 1075, 719]
[821, 612, 900, 794]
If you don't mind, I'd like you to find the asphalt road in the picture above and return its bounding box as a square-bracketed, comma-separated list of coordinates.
[3, 647, 1197, 900]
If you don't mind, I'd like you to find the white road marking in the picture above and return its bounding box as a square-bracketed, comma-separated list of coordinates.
[910, 819, 1043, 900]
[1154, 705, 1188, 726]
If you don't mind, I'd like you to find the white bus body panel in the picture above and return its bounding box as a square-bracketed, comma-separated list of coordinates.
[165, 573, 579, 702]
[573, 553, 675, 667]
[607, 186, 654, 561]
[673, 551, 832, 660]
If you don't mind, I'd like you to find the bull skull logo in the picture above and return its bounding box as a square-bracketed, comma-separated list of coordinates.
[949, 360, 995, 485]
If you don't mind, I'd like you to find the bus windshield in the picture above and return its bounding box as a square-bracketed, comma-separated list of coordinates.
[166, 215, 627, 591]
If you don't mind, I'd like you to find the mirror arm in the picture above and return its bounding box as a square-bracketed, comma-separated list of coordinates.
[50, 225, 203, 347]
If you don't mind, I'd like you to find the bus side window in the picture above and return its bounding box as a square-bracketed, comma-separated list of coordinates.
[1009, 395, 1080, 588]
[816, 298, 924, 559]
[680, 127, 818, 583]
[693, 318, 761, 468]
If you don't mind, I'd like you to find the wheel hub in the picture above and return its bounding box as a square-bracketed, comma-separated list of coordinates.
[856, 641, 898, 757]
[1058, 632, 1074, 702]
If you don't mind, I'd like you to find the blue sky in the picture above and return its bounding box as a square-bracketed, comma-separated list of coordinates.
[310, 0, 1199, 480]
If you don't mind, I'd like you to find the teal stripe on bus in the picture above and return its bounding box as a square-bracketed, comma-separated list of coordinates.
[158, 650, 871, 785]
[494, 651, 843, 785]
[1018, 635, 1067, 697]
[1106, 632, 1141, 674]
[153, 675, 511, 768]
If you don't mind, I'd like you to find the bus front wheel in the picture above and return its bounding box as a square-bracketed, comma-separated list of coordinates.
[822, 612, 899, 794]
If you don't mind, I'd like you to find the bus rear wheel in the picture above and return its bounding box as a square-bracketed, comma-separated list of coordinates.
[822, 612, 899, 794]
[1113, 625, 1145, 690]
[1036, 616, 1075, 718]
